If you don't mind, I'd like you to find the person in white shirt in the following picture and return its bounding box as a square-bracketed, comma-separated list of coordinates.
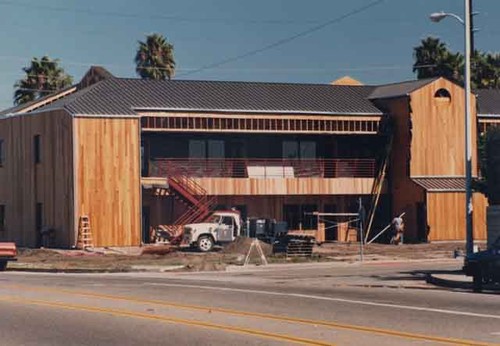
[390, 216, 404, 245]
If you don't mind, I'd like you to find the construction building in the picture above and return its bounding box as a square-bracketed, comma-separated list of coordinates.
[0, 67, 498, 248]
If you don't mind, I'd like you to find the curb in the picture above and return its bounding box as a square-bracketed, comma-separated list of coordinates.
[425, 273, 472, 289]
[426, 273, 500, 291]
[6, 267, 129, 274]
[6, 265, 185, 274]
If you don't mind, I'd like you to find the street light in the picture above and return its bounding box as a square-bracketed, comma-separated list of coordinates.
[429, 11, 464, 25]
[430, 1, 474, 256]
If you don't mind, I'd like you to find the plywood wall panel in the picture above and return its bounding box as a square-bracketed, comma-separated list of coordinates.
[427, 192, 486, 241]
[409, 79, 478, 177]
[188, 177, 377, 195]
[0, 110, 74, 247]
[74, 117, 141, 247]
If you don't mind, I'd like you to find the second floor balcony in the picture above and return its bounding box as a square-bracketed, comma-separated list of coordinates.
[144, 158, 379, 196]
[148, 158, 376, 179]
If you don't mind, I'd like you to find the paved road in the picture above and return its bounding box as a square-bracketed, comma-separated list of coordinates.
[1, 259, 499, 345]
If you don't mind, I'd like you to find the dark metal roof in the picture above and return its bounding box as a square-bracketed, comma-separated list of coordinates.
[476, 89, 500, 116]
[368, 78, 438, 100]
[31, 78, 383, 116]
[0, 85, 75, 117]
[412, 177, 465, 192]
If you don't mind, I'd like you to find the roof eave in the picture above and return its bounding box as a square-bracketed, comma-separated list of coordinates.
[133, 107, 383, 116]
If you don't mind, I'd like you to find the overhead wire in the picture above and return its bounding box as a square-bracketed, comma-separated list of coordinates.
[177, 0, 386, 77]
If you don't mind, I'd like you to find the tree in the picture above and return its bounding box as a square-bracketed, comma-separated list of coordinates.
[14, 56, 73, 105]
[412, 37, 463, 82]
[413, 36, 500, 89]
[135, 33, 175, 80]
[473, 52, 500, 89]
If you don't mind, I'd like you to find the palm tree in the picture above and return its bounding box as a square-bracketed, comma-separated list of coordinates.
[473, 53, 500, 89]
[135, 33, 175, 80]
[412, 37, 463, 82]
[14, 56, 73, 105]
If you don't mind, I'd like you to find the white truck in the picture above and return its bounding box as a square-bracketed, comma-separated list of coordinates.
[182, 211, 242, 252]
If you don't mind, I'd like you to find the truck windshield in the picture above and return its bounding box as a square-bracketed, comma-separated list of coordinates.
[209, 215, 221, 223]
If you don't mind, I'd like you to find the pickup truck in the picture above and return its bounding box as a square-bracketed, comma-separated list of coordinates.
[182, 211, 242, 252]
[0, 242, 17, 271]
[463, 236, 500, 292]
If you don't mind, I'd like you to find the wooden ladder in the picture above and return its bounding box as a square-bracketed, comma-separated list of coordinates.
[77, 215, 94, 250]
[364, 123, 394, 243]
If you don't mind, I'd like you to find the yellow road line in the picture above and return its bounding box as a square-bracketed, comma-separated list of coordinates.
[0, 296, 333, 346]
[5, 284, 496, 346]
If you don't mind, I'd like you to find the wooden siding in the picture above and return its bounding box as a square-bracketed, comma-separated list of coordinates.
[378, 97, 427, 241]
[189, 177, 377, 195]
[409, 78, 478, 176]
[74, 117, 141, 247]
[427, 192, 487, 241]
[0, 110, 74, 247]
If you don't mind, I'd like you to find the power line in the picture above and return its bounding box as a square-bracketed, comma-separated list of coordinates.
[178, 0, 386, 77]
[0, 0, 321, 25]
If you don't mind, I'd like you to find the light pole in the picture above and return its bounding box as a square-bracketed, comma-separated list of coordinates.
[430, 1, 474, 255]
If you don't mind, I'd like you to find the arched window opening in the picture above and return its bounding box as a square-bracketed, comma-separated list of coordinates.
[434, 88, 451, 100]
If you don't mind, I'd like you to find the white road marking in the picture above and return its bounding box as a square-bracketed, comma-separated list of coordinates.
[490, 332, 500, 336]
[145, 282, 500, 320]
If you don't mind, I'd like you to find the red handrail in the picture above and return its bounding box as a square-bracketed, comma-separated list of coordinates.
[149, 158, 376, 178]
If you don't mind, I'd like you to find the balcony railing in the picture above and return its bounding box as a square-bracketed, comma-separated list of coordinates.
[148, 158, 376, 178]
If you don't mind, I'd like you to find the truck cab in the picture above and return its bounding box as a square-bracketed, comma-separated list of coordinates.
[183, 211, 242, 252]
[463, 235, 500, 292]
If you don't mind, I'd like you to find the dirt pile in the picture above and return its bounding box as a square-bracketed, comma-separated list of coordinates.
[140, 245, 175, 256]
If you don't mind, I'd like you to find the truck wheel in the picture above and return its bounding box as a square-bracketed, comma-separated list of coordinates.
[197, 236, 214, 252]
[0, 261, 7, 272]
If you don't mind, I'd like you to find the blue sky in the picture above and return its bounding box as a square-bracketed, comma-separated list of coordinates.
[0, 0, 498, 109]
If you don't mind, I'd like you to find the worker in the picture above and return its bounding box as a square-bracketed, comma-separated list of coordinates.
[390, 215, 404, 245]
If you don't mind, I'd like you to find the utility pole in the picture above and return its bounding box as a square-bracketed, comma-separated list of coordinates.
[469, 0, 475, 54]
[464, 0, 474, 256]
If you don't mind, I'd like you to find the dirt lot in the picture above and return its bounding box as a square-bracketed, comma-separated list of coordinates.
[9, 240, 471, 272]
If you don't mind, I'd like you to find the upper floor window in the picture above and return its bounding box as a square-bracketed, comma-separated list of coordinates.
[34, 135, 41, 163]
[0, 205, 5, 231]
[283, 140, 316, 159]
[434, 88, 451, 101]
[189, 139, 225, 159]
[0, 139, 4, 166]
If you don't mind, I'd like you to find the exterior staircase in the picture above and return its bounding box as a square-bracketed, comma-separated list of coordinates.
[152, 161, 217, 243]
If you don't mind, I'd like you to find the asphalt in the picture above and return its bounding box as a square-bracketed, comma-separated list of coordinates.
[0, 259, 499, 345]
[8, 256, 500, 292]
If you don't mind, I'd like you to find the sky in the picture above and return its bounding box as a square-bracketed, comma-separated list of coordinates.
[0, 0, 498, 109]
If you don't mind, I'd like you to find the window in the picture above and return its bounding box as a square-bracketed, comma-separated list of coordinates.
[189, 140, 205, 158]
[34, 135, 41, 163]
[283, 140, 316, 159]
[207, 140, 224, 158]
[283, 141, 299, 159]
[0, 205, 5, 231]
[189, 139, 225, 159]
[0, 139, 3, 166]
[221, 216, 234, 227]
[434, 88, 451, 101]
[35, 203, 42, 247]
[300, 141, 316, 159]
